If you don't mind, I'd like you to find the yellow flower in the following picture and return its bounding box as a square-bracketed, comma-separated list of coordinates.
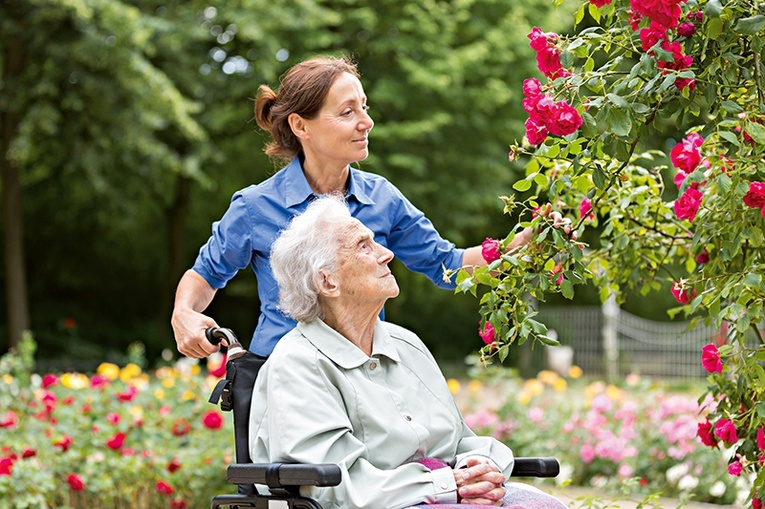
[537, 370, 560, 386]
[447, 379, 462, 395]
[2, 374, 13, 384]
[606, 384, 623, 401]
[468, 380, 483, 393]
[162, 377, 176, 389]
[155, 366, 177, 379]
[182, 390, 196, 401]
[97, 362, 120, 381]
[154, 388, 166, 400]
[61, 372, 90, 389]
[130, 405, 143, 418]
[516, 391, 532, 405]
[584, 381, 606, 398]
[190, 364, 201, 376]
[553, 378, 568, 392]
[568, 365, 583, 379]
[524, 378, 545, 396]
[119, 363, 142, 382]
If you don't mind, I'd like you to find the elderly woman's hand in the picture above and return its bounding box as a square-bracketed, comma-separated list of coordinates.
[453, 457, 506, 506]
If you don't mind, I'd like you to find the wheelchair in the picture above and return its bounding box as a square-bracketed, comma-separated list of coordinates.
[205, 327, 560, 509]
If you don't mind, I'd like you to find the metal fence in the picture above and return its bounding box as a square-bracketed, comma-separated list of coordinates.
[536, 297, 722, 380]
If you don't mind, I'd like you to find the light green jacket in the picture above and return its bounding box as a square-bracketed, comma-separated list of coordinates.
[248, 319, 515, 509]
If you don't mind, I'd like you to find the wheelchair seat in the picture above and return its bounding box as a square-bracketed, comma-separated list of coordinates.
[205, 327, 560, 509]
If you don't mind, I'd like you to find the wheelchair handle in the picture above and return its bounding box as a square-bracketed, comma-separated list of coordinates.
[205, 327, 247, 360]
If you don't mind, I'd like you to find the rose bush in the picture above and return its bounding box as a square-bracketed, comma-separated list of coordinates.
[450, 0, 765, 504]
[0, 335, 232, 509]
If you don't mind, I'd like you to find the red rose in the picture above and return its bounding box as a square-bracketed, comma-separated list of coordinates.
[639, 22, 667, 52]
[67, 473, 85, 491]
[54, 435, 72, 452]
[481, 238, 502, 263]
[167, 457, 182, 473]
[674, 187, 703, 221]
[701, 343, 723, 373]
[157, 480, 174, 495]
[677, 22, 697, 37]
[743, 181, 765, 209]
[0, 457, 13, 476]
[522, 78, 543, 99]
[22, 447, 37, 458]
[525, 117, 549, 146]
[698, 420, 718, 447]
[478, 322, 497, 346]
[589, 0, 611, 6]
[115, 385, 138, 402]
[171, 499, 188, 509]
[671, 281, 696, 304]
[202, 410, 224, 430]
[42, 374, 59, 388]
[106, 432, 126, 450]
[547, 101, 583, 137]
[714, 418, 738, 445]
[728, 460, 743, 476]
[670, 133, 704, 173]
[172, 419, 191, 437]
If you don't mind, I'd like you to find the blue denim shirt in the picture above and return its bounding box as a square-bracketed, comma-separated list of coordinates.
[192, 157, 465, 355]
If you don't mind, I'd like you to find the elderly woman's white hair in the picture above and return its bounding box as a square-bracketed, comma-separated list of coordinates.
[270, 195, 351, 322]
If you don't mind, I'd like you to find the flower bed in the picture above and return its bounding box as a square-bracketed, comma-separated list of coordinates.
[453, 364, 753, 506]
[0, 337, 232, 508]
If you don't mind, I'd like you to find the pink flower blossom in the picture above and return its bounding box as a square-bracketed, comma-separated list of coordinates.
[640, 22, 667, 52]
[728, 460, 743, 476]
[479, 322, 497, 346]
[695, 249, 709, 264]
[157, 480, 175, 495]
[701, 343, 723, 373]
[630, 0, 684, 29]
[42, 374, 59, 388]
[698, 420, 717, 447]
[714, 418, 738, 445]
[525, 117, 549, 146]
[579, 198, 594, 219]
[580, 443, 596, 463]
[754, 497, 763, 509]
[202, 410, 224, 430]
[106, 412, 121, 425]
[547, 101, 583, 137]
[522, 78, 543, 99]
[481, 238, 502, 263]
[670, 133, 704, 173]
[677, 22, 697, 37]
[758, 427, 765, 451]
[743, 182, 765, 209]
[67, 473, 85, 491]
[674, 186, 703, 221]
[671, 281, 696, 305]
[528, 28, 571, 80]
[106, 432, 126, 450]
[589, 0, 612, 6]
[0, 457, 13, 476]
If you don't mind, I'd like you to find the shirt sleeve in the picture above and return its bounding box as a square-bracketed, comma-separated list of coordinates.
[191, 192, 254, 289]
[384, 183, 465, 290]
[257, 352, 458, 509]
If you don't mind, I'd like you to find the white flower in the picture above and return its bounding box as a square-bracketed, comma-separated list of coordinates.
[666, 463, 689, 485]
[709, 481, 726, 498]
[678, 475, 699, 492]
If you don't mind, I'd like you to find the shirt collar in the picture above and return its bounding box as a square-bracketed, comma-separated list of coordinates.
[297, 319, 400, 369]
[283, 157, 375, 208]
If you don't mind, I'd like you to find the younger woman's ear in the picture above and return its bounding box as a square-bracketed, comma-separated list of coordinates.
[288, 113, 309, 140]
[315, 270, 339, 297]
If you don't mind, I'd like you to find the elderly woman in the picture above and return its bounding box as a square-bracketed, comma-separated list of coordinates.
[249, 196, 566, 509]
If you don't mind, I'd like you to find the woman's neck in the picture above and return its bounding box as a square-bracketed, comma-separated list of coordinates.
[322, 305, 381, 357]
[302, 157, 349, 195]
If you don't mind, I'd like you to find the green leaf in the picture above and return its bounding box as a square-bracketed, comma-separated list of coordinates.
[560, 279, 575, 299]
[593, 165, 607, 190]
[745, 273, 763, 288]
[513, 179, 533, 192]
[705, 0, 722, 18]
[746, 121, 765, 145]
[606, 108, 632, 137]
[580, 111, 598, 138]
[734, 15, 765, 35]
[718, 131, 740, 146]
[721, 100, 744, 114]
[707, 17, 724, 39]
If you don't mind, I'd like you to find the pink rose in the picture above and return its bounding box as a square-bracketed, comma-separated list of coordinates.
[640, 22, 667, 52]
[525, 117, 549, 146]
[754, 497, 763, 509]
[67, 473, 85, 491]
[695, 249, 709, 264]
[527, 28, 571, 80]
[674, 186, 703, 221]
[728, 460, 743, 476]
[478, 322, 497, 346]
[42, 374, 59, 388]
[202, 410, 224, 430]
[579, 198, 594, 219]
[758, 427, 765, 451]
[698, 420, 718, 447]
[481, 238, 502, 263]
[677, 22, 697, 37]
[670, 133, 704, 173]
[671, 281, 696, 304]
[106, 431, 126, 450]
[522, 78, 543, 99]
[630, 0, 683, 29]
[547, 101, 583, 137]
[743, 181, 765, 209]
[714, 418, 738, 445]
[157, 480, 175, 495]
[701, 343, 723, 373]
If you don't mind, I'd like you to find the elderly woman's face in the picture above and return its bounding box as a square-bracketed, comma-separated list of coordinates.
[332, 218, 398, 304]
[299, 72, 374, 167]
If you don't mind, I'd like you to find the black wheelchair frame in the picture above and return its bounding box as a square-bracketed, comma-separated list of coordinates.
[205, 327, 560, 509]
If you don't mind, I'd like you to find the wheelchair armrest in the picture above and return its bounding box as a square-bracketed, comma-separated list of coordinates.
[510, 457, 559, 478]
[226, 463, 342, 488]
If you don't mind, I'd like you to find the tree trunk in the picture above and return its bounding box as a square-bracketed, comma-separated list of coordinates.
[1, 2, 30, 349]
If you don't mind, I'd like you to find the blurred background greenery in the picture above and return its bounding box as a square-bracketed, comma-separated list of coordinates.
[0, 0, 682, 369]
